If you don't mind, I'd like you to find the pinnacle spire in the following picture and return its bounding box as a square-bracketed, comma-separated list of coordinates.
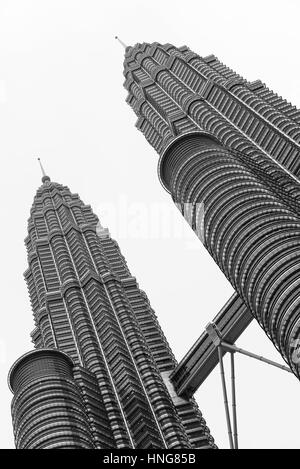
[37, 158, 50, 183]
[115, 36, 127, 49]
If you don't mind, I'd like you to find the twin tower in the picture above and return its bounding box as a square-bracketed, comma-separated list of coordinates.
[8, 41, 300, 449]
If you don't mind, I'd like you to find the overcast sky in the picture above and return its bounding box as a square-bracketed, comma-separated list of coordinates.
[1, 0, 300, 449]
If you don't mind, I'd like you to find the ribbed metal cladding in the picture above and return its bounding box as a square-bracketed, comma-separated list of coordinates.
[9, 175, 216, 449]
[123, 41, 300, 383]
[8, 349, 95, 449]
[159, 132, 300, 377]
[123, 42, 300, 179]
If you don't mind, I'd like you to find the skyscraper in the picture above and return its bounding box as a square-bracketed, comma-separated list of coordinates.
[8, 167, 216, 449]
[123, 41, 300, 380]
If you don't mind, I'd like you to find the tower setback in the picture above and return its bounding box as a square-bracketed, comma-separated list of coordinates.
[8, 170, 216, 449]
[123, 41, 300, 380]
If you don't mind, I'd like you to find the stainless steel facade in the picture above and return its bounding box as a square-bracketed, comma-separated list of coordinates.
[9, 350, 96, 449]
[123, 41, 300, 381]
[8, 174, 216, 449]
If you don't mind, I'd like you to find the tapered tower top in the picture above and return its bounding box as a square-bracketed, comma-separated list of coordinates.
[37, 158, 50, 183]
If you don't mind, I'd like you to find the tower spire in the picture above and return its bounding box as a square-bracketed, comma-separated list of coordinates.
[37, 158, 50, 183]
[115, 36, 127, 49]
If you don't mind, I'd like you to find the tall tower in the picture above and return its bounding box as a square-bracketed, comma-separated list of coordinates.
[122, 41, 300, 380]
[8, 165, 216, 449]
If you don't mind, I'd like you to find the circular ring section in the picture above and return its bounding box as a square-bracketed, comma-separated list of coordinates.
[8, 349, 94, 449]
[158, 131, 223, 193]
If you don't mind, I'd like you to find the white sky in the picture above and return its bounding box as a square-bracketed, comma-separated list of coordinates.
[0, 0, 300, 449]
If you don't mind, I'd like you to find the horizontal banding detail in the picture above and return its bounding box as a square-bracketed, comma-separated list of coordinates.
[9, 349, 94, 449]
[163, 133, 300, 377]
[158, 131, 222, 193]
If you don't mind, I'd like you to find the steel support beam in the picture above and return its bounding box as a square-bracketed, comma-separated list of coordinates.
[170, 293, 253, 397]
